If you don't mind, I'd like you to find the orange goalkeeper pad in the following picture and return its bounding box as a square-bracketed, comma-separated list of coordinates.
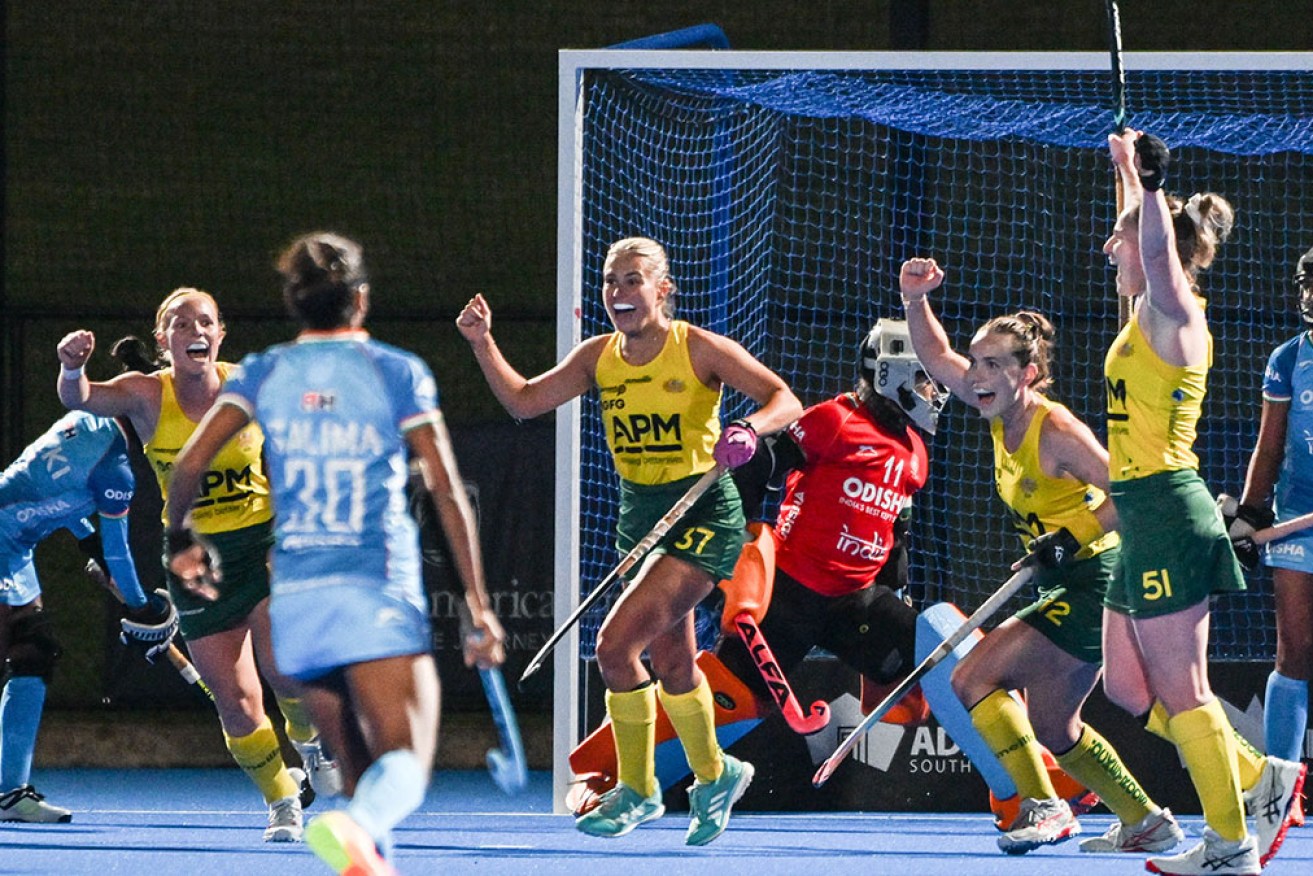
[566, 650, 763, 814]
[859, 674, 931, 726]
[717, 522, 776, 636]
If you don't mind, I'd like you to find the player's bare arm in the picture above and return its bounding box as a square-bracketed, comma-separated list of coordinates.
[899, 258, 972, 398]
[458, 294, 602, 420]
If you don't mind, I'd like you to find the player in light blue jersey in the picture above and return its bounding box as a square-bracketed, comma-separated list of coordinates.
[1, 411, 176, 823]
[1232, 245, 1313, 827]
[166, 232, 503, 876]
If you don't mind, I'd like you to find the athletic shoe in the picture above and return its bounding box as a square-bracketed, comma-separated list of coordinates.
[1243, 755, 1306, 865]
[685, 754, 755, 846]
[574, 783, 664, 838]
[288, 766, 315, 810]
[0, 785, 72, 823]
[295, 737, 345, 799]
[1145, 827, 1259, 875]
[997, 797, 1080, 854]
[306, 810, 397, 876]
[263, 792, 304, 842]
[1079, 807, 1184, 853]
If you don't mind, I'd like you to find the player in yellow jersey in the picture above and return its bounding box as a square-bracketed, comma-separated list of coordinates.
[56, 288, 341, 842]
[458, 237, 801, 845]
[902, 259, 1181, 857]
[1103, 131, 1304, 875]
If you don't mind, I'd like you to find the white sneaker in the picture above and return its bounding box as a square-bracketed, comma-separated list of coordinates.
[294, 737, 345, 799]
[997, 797, 1080, 854]
[1243, 755, 1306, 865]
[1079, 807, 1184, 853]
[0, 785, 72, 823]
[1145, 827, 1259, 875]
[264, 793, 304, 842]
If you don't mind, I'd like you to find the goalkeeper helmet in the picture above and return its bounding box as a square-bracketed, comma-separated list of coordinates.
[859, 319, 946, 435]
[1296, 246, 1313, 328]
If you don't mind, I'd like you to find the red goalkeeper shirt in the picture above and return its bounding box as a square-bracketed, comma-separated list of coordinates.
[773, 393, 928, 596]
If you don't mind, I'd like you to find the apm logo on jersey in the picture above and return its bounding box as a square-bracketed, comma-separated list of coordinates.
[804, 693, 972, 776]
[609, 412, 682, 454]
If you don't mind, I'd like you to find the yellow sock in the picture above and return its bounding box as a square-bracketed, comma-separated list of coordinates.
[1055, 725, 1153, 824]
[1168, 700, 1246, 842]
[1147, 699, 1263, 791]
[276, 695, 316, 745]
[225, 717, 299, 804]
[970, 690, 1055, 801]
[606, 684, 657, 798]
[659, 677, 723, 785]
[1232, 729, 1265, 792]
[1145, 701, 1172, 741]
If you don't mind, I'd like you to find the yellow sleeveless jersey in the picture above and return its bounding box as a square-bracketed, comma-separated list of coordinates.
[1104, 306, 1209, 480]
[594, 320, 722, 485]
[991, 397, 1118, 557]
[145, 362, 272, 533]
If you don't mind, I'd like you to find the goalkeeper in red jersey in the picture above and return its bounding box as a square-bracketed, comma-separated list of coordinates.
[717, 319, 941, 722]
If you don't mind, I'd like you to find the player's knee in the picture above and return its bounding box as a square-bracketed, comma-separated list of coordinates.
[948, 658, 978, 706]
[1100, 671, 1149, 717]
[6, 611, 62, 683]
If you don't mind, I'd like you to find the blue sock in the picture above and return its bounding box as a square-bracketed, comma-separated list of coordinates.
[1265, 670, 1309, 762]
[1, 677, 47, 791]
[347, 749, 428, 851]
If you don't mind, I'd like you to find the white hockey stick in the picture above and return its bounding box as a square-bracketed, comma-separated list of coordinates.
[1252, 511, 1313, 545]
[519, 464, 726, 683]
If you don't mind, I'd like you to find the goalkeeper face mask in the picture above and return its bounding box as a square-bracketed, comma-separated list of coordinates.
[860, 319, 946, 435]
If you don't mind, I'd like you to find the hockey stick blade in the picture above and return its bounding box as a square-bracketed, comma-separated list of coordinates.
[734, 612, 829, 734]
[480, 666, 529, 794]
[813, 566, 1034, 787]
[519, 465, 726, 684]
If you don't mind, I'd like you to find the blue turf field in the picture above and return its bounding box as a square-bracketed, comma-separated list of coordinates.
[1, 768, 1309, 874]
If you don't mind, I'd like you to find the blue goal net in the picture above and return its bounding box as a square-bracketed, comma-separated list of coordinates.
[565, 57, 1313, 667]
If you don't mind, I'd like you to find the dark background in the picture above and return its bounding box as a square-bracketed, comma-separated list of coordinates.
[4, 2, 1311, 717]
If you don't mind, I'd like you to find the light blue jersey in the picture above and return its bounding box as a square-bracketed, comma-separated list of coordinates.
[0, 411, 143, 607]
[1261, 332, 1313, 572]
[219, 331, 438, 679]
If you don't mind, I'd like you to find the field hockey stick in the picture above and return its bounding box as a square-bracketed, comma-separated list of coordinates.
[813, 565, 1035, 787]
[732, 611, 829, 735]
[162, 643, 215, 701]
[520, 464, 727, 684]
[1105, 0, 1134, 328]
[1252, 511, 1313, 545]
[479, 664, 529, 794]
[93, 562, 215, 703]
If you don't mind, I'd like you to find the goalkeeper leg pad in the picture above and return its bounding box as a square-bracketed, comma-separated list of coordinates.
[915, 602, 1017, 800]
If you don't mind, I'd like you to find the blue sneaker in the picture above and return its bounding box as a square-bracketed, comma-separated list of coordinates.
[686, 754, 754, 846]
[575, 783, 664, 838]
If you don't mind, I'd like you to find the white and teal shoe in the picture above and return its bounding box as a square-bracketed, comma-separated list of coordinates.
[575, 783, 664, 838]
[685, 754, 754, 846]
